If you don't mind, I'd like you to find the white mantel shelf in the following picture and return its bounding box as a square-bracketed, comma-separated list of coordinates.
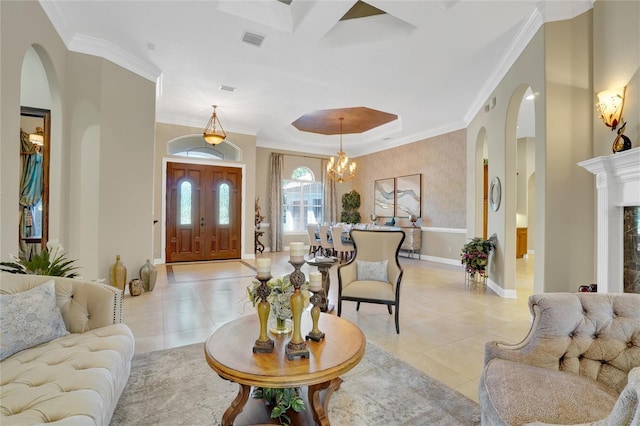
[578, 147, 640, 293]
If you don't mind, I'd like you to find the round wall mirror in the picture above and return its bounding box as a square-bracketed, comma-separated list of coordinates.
[489, 177, 501, 212]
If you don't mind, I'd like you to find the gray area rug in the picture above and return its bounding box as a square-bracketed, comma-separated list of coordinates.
[111, 341, 480, 426]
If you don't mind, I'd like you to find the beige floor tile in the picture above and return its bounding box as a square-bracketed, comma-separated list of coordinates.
[123, 251, 537, 395]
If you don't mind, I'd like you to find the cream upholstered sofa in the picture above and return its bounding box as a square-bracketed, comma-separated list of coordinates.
[0, 273, 135, 425]
[479, 293, 640, 426]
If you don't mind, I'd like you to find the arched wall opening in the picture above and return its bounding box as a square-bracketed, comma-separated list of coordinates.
[474, 127, 488, 239]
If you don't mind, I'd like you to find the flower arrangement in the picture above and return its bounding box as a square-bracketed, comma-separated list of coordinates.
[0, 239, 79, 278]
[461, 236, 496, 277]
[247, 274, 309, 321]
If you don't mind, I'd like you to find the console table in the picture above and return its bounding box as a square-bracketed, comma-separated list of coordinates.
[205, 314, 365, 426]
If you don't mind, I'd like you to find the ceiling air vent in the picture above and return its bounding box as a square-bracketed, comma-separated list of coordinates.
[242, 32, 265, 47]
[219, 85, 237, 93]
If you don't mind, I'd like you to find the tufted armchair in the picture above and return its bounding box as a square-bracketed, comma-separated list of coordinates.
[479, 293, 640, 426]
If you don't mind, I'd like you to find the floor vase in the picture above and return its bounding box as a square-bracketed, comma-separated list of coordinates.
[139, 259, 157, 291]
[110, 255, 127, 292]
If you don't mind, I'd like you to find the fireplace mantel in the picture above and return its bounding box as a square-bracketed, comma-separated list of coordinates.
[579, 147, 640, 293]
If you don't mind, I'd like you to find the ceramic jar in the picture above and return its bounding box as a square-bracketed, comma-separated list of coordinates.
[129, 278, 143, 296]
[139, 259, 157, 291]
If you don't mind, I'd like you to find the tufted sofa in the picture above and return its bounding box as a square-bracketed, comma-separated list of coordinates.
[479, 293, 640, 425]
[0, 273, 135, 425]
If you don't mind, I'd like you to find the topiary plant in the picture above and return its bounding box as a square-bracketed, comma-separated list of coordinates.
[341, 190, 361, 224]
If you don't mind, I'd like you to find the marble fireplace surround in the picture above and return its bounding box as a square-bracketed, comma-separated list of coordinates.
[579, 147, 640, 293]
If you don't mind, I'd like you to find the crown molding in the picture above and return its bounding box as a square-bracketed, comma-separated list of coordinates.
[38, 1, 161, 83]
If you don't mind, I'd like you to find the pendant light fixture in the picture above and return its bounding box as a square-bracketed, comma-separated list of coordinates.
[326, 117, 356, 183]
[203, 105, 226, 145]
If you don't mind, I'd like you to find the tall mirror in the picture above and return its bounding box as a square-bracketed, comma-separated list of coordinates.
[19, 106, 50, 259]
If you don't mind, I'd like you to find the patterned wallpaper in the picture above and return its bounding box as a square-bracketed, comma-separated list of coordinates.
[352, 129, 466, 228]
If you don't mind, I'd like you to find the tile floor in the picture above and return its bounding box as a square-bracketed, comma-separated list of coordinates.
[122, 252, 535, 403]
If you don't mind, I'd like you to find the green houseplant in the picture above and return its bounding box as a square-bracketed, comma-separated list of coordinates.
[460, 236, 496, 277]
[0, 239, 79, 278]
[251, 387, 305, 425]
[340, 190, 361, 224]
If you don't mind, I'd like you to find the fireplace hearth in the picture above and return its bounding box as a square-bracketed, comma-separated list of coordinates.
[579, 147, 640, 293]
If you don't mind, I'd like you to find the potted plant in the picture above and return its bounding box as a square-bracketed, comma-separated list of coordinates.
[341, 190, 361, 224]
[460, 236, 496, 277]
[251, 387, 305, 425]
[0, 239, 79, 278]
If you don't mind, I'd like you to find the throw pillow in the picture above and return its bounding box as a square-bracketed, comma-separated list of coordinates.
[0, 279, 68, 361]
[356, 260, 389, 282]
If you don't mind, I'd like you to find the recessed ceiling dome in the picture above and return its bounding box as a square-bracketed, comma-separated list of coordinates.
[292, 107, 397, 135]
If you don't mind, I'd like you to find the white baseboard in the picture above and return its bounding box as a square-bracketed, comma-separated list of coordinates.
[420, 255, 463, 267]
[487, 278, 518, 298]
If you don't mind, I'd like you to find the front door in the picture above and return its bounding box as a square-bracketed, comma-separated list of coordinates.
[166, 162, 242, 262]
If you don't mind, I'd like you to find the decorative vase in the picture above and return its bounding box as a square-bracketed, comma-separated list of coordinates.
[110, 255, 127, 292]
[269, 316, 292, 335]
[129, 278, 143, 296]
[139, 259, 157, 291]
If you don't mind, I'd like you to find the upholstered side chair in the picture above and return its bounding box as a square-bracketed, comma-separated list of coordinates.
[331, 226, 354, 263]
[319, 225, 334, 257]
[337, 229, 405, 334]
[306, 224, 321, 256]
[479, 292, 640, 426]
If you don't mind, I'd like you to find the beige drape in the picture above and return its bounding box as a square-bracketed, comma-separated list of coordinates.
[321, 159, 338, 224]
[268, 153, 284, 251]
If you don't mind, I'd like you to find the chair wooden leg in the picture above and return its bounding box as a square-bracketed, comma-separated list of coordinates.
[394, 304, 400, 334]
[356, 302, 361, 311]
[337, 299, 342, 317]
[387, 305, 392, 315]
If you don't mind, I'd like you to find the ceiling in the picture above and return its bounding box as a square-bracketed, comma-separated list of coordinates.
[40, 0, 592, 157]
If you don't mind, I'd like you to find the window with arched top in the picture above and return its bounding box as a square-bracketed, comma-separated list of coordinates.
[219, 183, 230, 225]
[283, 167, 323, 232]
[180, 180, 192, 225]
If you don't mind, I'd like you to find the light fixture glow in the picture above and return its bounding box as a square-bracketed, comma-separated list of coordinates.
[29, 127, 44, 146]
[326, 117, 356, 183]
[203, 105, 226, 145]
[596, 87, 625, 130]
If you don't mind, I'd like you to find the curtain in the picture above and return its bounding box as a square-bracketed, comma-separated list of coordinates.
[19, 129, 43, 258]
[321, 159, 339, 224]
[268, 153, 284, 252]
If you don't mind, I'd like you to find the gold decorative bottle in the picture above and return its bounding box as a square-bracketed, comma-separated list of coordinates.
[110, 255, 127, 292]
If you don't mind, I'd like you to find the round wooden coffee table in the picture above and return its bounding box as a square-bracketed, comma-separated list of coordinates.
[205, 313, 366, 426]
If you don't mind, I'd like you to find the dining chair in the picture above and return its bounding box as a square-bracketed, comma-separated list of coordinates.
[331, 227, 354, 263]
[337, 229, 405, 334]
[306, 224, 321, 256]
[318, 225, 334, 257]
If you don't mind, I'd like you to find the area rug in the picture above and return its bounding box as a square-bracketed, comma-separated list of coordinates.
[111, 341, 480, 426]
[167, 260, 256, 284]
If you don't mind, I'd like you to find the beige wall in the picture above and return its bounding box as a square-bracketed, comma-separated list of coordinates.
[1, 1, 156, 280]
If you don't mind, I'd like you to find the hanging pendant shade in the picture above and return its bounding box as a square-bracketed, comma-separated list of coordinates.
[203, 105, 227, 145]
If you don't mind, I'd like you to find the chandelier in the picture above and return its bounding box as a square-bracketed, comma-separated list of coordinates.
[203, 105, 227, 145]
[327, 117, 356, 183]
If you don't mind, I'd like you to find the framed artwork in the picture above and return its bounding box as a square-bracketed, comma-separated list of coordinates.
[395, 174, 421, 218]
[374, 178, 395, 217]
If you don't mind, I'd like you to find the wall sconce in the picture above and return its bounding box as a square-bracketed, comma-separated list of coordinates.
[29, 127, 44, 146]
[596, 87, 632, 153]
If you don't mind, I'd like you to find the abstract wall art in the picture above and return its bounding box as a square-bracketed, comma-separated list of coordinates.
[374, 178, 395, 217]
[395, 174, 421, 218]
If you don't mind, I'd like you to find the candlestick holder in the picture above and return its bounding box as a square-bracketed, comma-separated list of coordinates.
[253, 275, 274, 354]
[286, 260, 310, 360]
[306, 289, 325, 342]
